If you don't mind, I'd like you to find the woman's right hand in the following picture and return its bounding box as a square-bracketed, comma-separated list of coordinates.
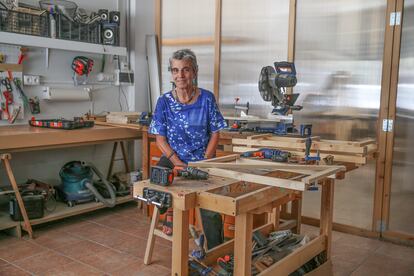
[170, 153, 187, 168]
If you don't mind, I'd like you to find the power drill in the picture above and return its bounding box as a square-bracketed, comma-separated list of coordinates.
[241, 148, 290, 162]
[150, 166, 209, 186]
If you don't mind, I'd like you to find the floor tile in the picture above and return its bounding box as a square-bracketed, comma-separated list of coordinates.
[30, 231, 82, 250]
[375, 241, 414, 263]
[334, 233, 382, 251]
[351, 253, 414, 276]
[43, 260, 104, 276]
[0, 264, 31, 276]
[53, 239, 111, 260]
[0, 241, 47, 262]
[0, 258, 8, 268]
[110, 236, 148, 259]
[112, 261, 170, 276]
[331, 243, 372, 266]
[81, 249, 139, 273]
[331, 258, 359, 276]
[13, 250, 73, 274]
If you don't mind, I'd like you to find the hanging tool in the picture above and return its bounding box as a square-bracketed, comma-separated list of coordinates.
[1, 77, 14, 119]
[29, 97, 40, 114]
[13, 78, 29, 110]
[241, 148, 290, 162]
[189, 225, 206, 260]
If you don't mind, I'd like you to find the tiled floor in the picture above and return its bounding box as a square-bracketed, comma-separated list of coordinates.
[0, 202, 412, 275]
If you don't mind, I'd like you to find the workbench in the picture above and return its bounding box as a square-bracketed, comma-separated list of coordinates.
[0, 124, 142, 237]
[133, 157, 344, 276]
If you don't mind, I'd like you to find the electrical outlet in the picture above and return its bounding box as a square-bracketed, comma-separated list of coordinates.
[23, 75, 40, 86]
[97, 72, 115, 82]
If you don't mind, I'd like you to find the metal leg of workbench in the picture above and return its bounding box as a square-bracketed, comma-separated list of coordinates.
[320, 179, 334, 259]
[234, 212, 253, 276]
[172, 208, 189, 276]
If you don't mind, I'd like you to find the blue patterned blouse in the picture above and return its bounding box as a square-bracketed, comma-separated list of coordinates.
[149, 88, 227, 163]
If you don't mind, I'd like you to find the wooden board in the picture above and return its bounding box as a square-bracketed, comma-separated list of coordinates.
[189, 157, 345, 191]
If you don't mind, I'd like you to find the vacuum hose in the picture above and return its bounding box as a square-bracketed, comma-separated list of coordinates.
[82, 162, 116, 208]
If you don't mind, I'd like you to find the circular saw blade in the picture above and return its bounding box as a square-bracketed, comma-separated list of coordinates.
[258, 66, 275, 102]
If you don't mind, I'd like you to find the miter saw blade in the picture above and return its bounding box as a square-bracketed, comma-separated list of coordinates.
[258, 66, 276, 102]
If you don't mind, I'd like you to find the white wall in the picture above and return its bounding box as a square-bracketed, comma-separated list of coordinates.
[0, 0, 155, 187]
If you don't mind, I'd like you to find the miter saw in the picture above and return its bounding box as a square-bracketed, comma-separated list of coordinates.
[258, 61, 302, 115]
[227, 62, 311, 136]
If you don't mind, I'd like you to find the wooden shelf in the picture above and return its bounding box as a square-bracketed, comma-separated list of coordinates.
[26, 195, 133, 226]
[0, 210, 19, 231]
[0, 32, 127, 56]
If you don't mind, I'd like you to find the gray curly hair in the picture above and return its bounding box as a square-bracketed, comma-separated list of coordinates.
[169, 49, 199, 76]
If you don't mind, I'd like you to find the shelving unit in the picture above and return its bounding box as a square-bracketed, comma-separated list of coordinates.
[0, 31, 127, 56]
[26, 195, 133, 227]
[0, 124, 142, 237]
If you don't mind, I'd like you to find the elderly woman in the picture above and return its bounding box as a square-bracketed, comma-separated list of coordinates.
[149, 49, 227, 247]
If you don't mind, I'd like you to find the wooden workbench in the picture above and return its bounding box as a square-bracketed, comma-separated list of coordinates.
[0, 124, 142, 237]
[133, 160, 343, 276]
[0, 124, 141, 152]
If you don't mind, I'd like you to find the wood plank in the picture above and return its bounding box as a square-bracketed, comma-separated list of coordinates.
[120, 141, 130, 173]
[232, 146, 368, 164]
[382, 0, 404, 230]
[196, 192, 236, 216]
[200, 153, 239, 163]
[1, 154, 33, 239]
[236, 188, 294, 215]
[301, 166, 346, 184]
[372, 0, 397, 232]
[213, 0, 222, 102]
[259, 235, 326, 276]
[304, 260, 332, 276]
[142, 131, 150, 179]
[320, 179, 334, 259]
[291, 197, 302, 234]
[247, 134, 273, 140]
[191, 159, 335, 171]
[172, 208, 189, 276]
[301, 216, 380, 239]
[94, 121, 142, 130]
[203, 168, 306, 191]
[234, 212, 253, 276]
[144, 206, 160, 264]
[27, 195, 133, 226]
[203, 222, 274, 265]
[0, 125, 141, 152]
[155, 0, 162, 66]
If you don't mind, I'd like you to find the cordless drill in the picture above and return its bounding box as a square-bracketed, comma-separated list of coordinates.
[241, 148, 290, 162]
[150, 166, 209, 186]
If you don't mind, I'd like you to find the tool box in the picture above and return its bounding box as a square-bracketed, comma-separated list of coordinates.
[29, 117, 94, 130]
[9, 194, 44, 221]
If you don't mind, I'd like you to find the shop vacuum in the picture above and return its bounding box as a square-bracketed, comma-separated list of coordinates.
[58, 161, 116, 207]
